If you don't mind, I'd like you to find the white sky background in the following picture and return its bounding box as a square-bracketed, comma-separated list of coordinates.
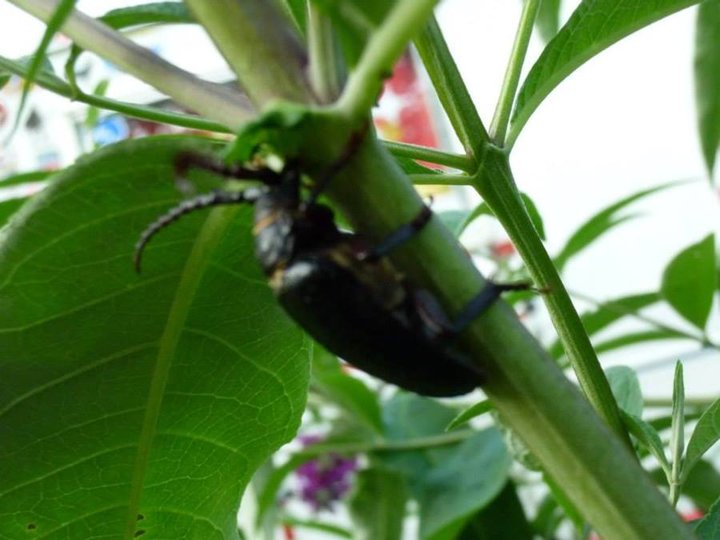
[0, 0, 718, 390]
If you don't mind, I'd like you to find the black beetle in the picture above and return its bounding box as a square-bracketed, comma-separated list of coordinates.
[134, 151, 526, 396]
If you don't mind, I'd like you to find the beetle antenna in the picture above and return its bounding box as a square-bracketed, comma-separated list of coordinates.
[134, 188, 262, 273]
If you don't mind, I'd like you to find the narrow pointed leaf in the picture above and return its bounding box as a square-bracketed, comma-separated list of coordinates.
[446, 400, 493, 431]
[683, 397, 720, 483]
[511, 0, 701, 142]
[661, 234, 716, 330]
[621, 411, 671, 478]
[0, 137, 309, 538]
[670, 362, 686, 504]
[695, 0, 720, 180]
[555, 182, 679, 272]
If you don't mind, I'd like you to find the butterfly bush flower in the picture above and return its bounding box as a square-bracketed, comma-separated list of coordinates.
[294, 434, 358, 511]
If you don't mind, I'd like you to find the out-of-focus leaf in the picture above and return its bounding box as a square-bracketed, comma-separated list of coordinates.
[536, 0, 562, 43]
[457, 481, 533, 540]
[0, 72, 10, 90]
[314, 371, 383, 433]
[281, 516, 352, 538]
[554, 183, 679, 272]
[397, 156, 441, 176]
[348, 467, 408, 540]
[605, 366, 643, 417]
[549, 292, 660, 359]
[695, 496, 720, 540]
[437, 210, 471, 237]
[0, 137, 309, 538]
[683, 397, 720, 483]
[511, 0, 703, 142]
[0, 198, 29, 229]
[622, 411, 671, 478]
[593, 329, 689, 356]
[531, 495, 564, 539]
[0, 170, 53, 187]
[695, 0, 720, 181]
[84, 79, 110, 128]
[446, 399, 493, 431]
[661, 234, 717, 330]
[456, 193, 544, 239]
[651, 459, 720, 511]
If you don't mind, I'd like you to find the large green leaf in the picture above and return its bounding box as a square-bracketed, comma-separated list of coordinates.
[661, 234, 717, 330]
[695, 495, 720, 540]
[0, 137, 309, 538]
[695, 0, 720, 180]
[348, 467, 409, 540]
[510, 0, 702, 143]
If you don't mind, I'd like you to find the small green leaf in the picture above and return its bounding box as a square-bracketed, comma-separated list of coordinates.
[446, 399, 493, 431]
[670, 362, 686, 504]
[661, 234, 716, 330]
[348, 467, 409, 540]
[536, 0, 562, 43]
[511, 0, 702, 143]
[695, 0, 720, 180]
[555, 183, 679, 273]
[683, 397, 720, 483]
[622, 411, 671, 479]
[605, 366, 643, 417]
[437, 210, 471, 238]
[314, 371, 383, 433]
[549, 292, 660, 359]
[84, 79, 110, 128]
[695, 496, 720, 540]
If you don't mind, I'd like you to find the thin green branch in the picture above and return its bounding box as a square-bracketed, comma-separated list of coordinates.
[8, 0, 254, 129]
[335, 0, 440, 123]
[414, 16, 488, 157]
[409, 173, 471, 185]
[490, 0, 540, 144]
[383, 140, 474, 171]
[0, 56, 233, 133]
[308, 4, 343, 103]
[297, 430, 476, 456]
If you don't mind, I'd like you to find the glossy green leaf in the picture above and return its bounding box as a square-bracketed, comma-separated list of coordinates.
[348, 467, 409, 540]
[695, 496, 720, 540]
[536, 0, 562, 43]
[0, 137, 309, 538]
[605, 366, 643, 417]
[661, 234, 717, 330]
[554, 183, 679, 273]
[622, 411, 671, 478]
[511, 0, 701, 144]
[446, 399, 493, 431]
[549, 292, 660, 359]
[682, 397, 720, 483]
[457, 481, 533, 540]
[695, 0, 720, 180]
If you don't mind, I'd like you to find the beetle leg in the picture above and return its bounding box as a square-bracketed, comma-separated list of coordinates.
[451, 281, 530, 333]
[361, 205, 433, 262]
[134, 188, 262, 273]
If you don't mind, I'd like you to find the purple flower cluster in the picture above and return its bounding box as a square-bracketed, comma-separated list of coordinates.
[294, 435, 358, 511]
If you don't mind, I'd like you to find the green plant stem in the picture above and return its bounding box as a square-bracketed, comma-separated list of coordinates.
[472, 147, 632, 448]
[336, 0, 440, 123]
[308, 4, 343, 103]
[490, 0, 540, 143]
[409, 173, 471, 185]
[184, 0, 312, 107]
[0, 55, 234, 133]
[299, 430, 476, 456]
[8, 0, 254, 130]
[325, 136, 691, 540]
[383, 140, 474, 171]
[645, 397, 717, 408]
[414, 16, 489, 157]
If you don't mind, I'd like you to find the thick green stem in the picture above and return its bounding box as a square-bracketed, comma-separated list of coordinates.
[490, 0, 540, 143]
[183, 0, 312, 107]
[415, 17, 489, 157]
[472, 146, 632, 448]
[336, 0, 440, 123]
[8, 0, 254, 129]
[325, 136, 691, 540]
